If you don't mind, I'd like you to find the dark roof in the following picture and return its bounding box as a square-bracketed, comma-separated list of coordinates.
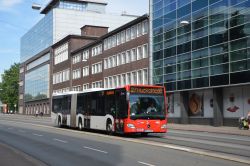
[72, 14, 149, 55]
[41, 0, 107, 14]
[81, 25, 109, 29]
[51, 35, 99, 48]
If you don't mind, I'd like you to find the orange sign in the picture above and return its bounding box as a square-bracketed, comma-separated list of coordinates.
[130, 87, 163, 94]
[106, 90, 115, 95]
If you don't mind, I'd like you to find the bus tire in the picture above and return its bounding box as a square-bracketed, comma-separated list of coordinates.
[58, 116, 62, 127]
[78, 118, 83, 131]
[106, 119, 113, 135]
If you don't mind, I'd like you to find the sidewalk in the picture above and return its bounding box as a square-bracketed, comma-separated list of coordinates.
[167, 123, 250, 136]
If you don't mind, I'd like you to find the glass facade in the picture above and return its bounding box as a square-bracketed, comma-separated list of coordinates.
[20, 11, 53, 63]
[24, 64, 50, 102]
[57, 0, 87, 11]
[152, 0, 250, 92]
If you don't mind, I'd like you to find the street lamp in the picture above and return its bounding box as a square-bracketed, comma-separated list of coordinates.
[14, 104, 17, 114]
[32, 3, 42, 10]
[180, 20, 190, 26]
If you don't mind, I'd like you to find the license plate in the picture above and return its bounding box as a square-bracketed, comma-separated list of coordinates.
[136, 128, 144, 132]
[144, 130, 153, 132]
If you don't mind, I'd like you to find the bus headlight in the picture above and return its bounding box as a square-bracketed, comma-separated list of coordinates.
[161, 124, 167, 129]
[127, 123, 135, 129]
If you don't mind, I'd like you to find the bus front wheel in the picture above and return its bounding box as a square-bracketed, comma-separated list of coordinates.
[106, 120, 113, 135]
[78, 119, 83, 131]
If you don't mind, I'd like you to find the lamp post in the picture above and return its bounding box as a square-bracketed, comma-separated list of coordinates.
[14, 104, 17, 114]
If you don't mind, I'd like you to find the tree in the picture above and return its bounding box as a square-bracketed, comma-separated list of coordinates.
[0, 63, 19, 112]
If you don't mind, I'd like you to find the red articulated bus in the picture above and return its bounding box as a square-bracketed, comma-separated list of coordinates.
[52, 85, 167, 136]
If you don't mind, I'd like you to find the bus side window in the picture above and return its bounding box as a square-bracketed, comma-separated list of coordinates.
[105, 94, 115, 116]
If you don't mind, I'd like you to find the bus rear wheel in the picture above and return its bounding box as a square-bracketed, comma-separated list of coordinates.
[58, 116, 62, 127]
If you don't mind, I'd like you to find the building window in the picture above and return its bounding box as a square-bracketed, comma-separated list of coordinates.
[143, 69, 148, 84]
[82, 50, 89, 61]
[126, 28, 131, 41]
[142, 20, 148, 34]
[113, 76, 117, 88]
[19, 81, 23, 87]
[126, 73, 131, 85]
[92, 44, 102, 57]
[62, 87, 70, 92]
[104, 58, 108, 69]
[82, 66, 89, 77]
[117, 53, 121, 66]
[117, 33, 121, 45]
[72, 69, 81, 79]
[83, 83, 89, 90]
[72, 54, 81, 64]
[126, 50, 131, 63]
[104, 78, 108, 88]
[108, 77, 112, 88]
[112, 55, 117, 67]
[20, 67, 24, 73]
[131, 25, 137, 39]
[72, 85, 81, 91]
[122, 74, 126, 86]
[54, 42, 68, 65]
[112, 35, 117, 47]
[138, 70, 143, 84]
[117, 75, 121, 87]
[143, 44, 148, 58]
[137, 46, 143, 60]
[132, 71, 137, 84]
[108, 57, 112, 68]
[121, 31, 126, 43]
[137, 23, 142, 37]
[53, 69, 70, 84]
[19, 94, 23, 100]
[131, 48, 137, 61]
[121, 52, 126, 64]
[92, 62, 102, 74]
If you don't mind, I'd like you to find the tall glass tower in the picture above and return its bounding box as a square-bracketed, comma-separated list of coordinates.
[151, 0, 250, 126]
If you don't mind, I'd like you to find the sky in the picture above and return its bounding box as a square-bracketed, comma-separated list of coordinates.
[0, 0, 149, 81]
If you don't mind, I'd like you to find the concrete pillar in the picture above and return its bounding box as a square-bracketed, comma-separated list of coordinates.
[180, 91, 189, 124]
[213, 88, 223, 126]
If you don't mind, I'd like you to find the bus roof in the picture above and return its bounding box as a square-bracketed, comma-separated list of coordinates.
[52, 85, 165, 97]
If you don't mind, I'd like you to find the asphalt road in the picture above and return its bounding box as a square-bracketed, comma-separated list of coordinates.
[0, 115, 249, 166]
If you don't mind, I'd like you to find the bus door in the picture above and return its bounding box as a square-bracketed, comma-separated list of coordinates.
[115, 89, 128, 133]
[84, 93, 91, 129]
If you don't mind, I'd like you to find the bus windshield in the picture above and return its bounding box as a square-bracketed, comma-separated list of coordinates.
[129, 94, 166, 120]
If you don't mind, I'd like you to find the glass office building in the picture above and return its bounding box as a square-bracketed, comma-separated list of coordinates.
[20, 0, 136, 63]
[151, 0, 250, 125]
[19, 0, 138, 115]
[24, 64, 50, 102]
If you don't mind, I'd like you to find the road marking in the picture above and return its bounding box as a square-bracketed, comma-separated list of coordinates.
[18, 130, 26, 133]
[32, 133, 43, 137]
[138, 161, 156, 166]
[7, 127, 13, 130]
[83, 146, 108, 154]
[53, 138, 68, 143]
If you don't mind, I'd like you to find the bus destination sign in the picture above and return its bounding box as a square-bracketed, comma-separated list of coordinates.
[130, 87, 163, 95]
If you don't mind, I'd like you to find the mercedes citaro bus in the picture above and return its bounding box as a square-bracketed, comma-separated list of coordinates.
[52, 85, 167, 135]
